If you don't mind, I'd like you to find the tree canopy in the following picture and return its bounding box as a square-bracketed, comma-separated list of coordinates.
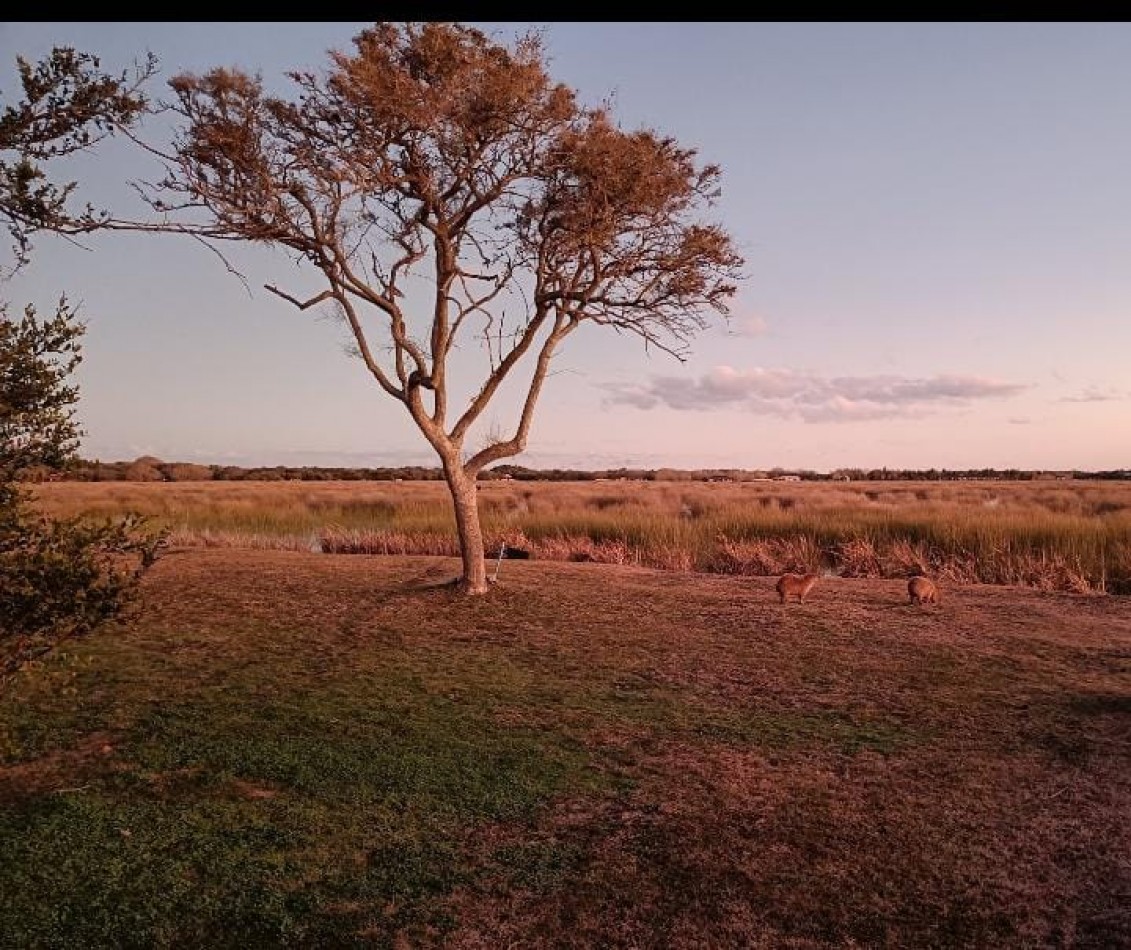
[139, 22, 745, 592]
[0, 298, 83, 481]
[0, 45, 155, 273]
[1, 45, 160, 677]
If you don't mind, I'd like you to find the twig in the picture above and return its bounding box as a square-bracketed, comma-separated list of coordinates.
[1044, 782, 1076, 801]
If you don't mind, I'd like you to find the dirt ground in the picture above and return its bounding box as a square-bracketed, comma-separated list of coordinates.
[2, 549, 1129, 948]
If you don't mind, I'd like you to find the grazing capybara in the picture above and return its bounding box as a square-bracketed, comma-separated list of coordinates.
[908, 574, 939, 605]
[776, 572, 819, 603]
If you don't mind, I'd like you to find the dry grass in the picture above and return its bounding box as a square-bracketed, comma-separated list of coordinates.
[1, 548, 1129, 946]
[31, 478, 1131, 594]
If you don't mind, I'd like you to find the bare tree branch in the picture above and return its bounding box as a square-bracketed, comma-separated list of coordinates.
[263, 285, 335, 310]
[465, 315, 575, 472]
[114, 22, 744, 593]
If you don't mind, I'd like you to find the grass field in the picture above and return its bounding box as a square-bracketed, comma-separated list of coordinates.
[2, 548, 1129, 947]
[31, 478, 1131, 593]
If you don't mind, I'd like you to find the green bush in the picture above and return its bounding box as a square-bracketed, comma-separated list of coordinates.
[0, 302, 163, 679]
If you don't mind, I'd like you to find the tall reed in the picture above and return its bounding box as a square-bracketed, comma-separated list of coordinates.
[32, 479, 1131, 593]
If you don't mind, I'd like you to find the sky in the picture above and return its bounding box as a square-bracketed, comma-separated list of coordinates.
[2, 21, 1129, 472]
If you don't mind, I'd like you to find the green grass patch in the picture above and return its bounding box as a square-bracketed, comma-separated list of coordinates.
[1, 680, 602, 946]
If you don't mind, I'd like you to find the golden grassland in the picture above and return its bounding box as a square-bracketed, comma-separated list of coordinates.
[31, 478, 1131, 593]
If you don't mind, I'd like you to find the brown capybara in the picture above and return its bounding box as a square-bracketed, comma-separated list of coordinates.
[908, 575, 939, 605]
[776, 572, 819, 603]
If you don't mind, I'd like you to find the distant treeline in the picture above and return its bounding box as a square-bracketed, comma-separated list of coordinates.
[25, 457, 1131, 483]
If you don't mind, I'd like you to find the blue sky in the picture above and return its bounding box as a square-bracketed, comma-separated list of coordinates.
[2, 21, 1129, 471]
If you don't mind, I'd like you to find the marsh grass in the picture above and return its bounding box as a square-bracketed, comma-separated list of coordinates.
[32, 479, 1131, 593]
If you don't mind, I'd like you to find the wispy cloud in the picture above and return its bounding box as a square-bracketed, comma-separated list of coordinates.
[603, 365, 1028, 423]
[1059, 386, 1124, 403]
[1008, 417, 1032, 425]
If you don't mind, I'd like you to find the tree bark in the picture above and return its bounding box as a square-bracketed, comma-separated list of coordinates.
[443, 462, 489, 594]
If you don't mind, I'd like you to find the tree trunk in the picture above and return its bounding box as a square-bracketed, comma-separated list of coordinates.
[444, 463, 489, 594]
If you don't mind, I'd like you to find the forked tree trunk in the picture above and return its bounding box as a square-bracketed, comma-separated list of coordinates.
[443, 462, 489, 594]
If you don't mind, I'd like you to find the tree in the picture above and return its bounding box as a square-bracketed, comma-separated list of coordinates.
[1, 45, 156, 274]
[0, 300, 162, 677]
[1, 47, 160, 677]
[141, 22, 743, 593]
[0, 300, 83, 482]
